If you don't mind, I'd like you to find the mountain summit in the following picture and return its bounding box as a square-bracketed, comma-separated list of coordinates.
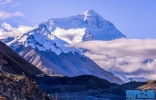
[40, 10, 126, 43]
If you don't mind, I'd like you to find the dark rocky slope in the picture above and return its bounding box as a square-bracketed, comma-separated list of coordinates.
[0, 69, 55, 100]
[0, 41, 42, 77]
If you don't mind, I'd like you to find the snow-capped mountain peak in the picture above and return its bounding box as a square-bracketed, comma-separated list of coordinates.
[37, 10, 127, 44]
[2, 10, 125, 84]
[83, 10, 106, 22]
[83, 10, 101, 20]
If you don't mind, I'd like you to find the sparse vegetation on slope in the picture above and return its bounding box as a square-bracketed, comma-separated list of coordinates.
[0, 66, 55, 100]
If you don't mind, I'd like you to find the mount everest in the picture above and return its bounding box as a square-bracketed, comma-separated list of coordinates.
[42, 10, 126, 44]
[1, 10, 127, 84]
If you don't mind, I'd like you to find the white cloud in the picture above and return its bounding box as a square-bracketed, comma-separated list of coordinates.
[0, 22, 33, 39]
[53, 27, 86, 44]
[0, 0, 11, 5]
[0, 11, 24, 19]
[71, 39, 156, 81]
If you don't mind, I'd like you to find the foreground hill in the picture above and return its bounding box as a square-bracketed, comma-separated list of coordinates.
[36, 75, 156, 100]
[36, 75, 118, 93]
[0, 69, 55, 100]
[37, 75, 154, 100]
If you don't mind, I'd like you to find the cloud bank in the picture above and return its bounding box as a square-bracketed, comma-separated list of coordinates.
[71, 39, 156, 81]
[0, 23, 33, 39]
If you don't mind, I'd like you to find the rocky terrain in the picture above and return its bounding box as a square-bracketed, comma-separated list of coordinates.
[0, 68, 55, 100]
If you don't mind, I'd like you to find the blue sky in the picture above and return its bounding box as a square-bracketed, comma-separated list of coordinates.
[0, 0, 156, 39]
